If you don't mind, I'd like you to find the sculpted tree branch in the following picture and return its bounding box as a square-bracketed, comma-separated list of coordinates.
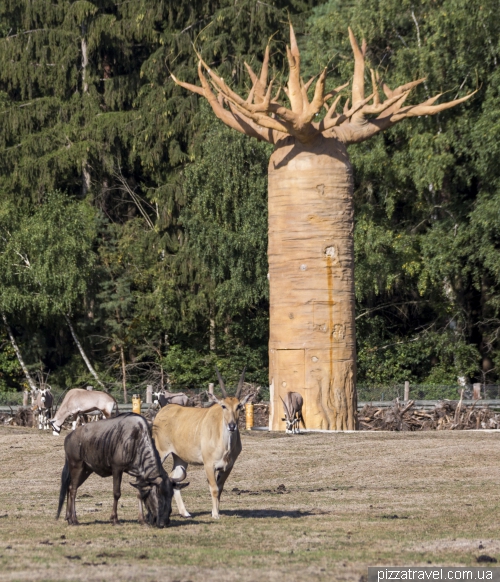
[170, 23, 476, 432]
[171, 24, 475, 146]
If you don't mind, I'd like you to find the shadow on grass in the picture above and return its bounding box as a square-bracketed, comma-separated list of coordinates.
[190, 509, 320, 519]
[74, 517, 200, 528]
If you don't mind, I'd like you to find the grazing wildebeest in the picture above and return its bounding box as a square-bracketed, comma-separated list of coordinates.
[49, 388, 118, 436]
[153, 367, 251, 519]
[56, 413, 188, 527]
[280, 392, 305, 434]
[33, 387, 54, 430]
[154, 390, 189, 407]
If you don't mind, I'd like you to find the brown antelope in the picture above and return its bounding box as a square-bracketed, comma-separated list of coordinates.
[152, 367, 251, 519]
[49, 388, 118, 436]
[280, 391, 305, 434]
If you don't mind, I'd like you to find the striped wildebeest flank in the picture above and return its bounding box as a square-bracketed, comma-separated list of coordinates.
[49, 388, 118, 436]
[280, 392, 306, 434]
[56, 413, 188, 527]
[152, 367, 251, 519]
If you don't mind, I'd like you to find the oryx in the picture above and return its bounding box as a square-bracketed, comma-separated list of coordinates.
[280, 391, 305, 434]
[49, 388, 118, 436]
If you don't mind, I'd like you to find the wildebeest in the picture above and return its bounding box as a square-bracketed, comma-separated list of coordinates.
[33, 387, 54, 430]
[153, 367, 251, 519]
[154, 390, 189, 407]
[49, 388, 118, 436]
[56, 413, 188, 527]
[280, 391, 305, 434]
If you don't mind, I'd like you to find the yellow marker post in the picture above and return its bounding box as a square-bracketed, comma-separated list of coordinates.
[132, 394, 141, 415]
[245, 402, 254, 430]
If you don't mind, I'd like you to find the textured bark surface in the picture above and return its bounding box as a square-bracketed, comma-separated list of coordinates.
[268, 134, 357, 430]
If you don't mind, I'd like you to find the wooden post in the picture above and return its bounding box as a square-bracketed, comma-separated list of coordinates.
[146, 385, 153, 404]
[472, 383, 481, 400]
[208, 383, 214, 396]
[404, 381, 410, 402]
[22, 390, 28, 406]
[86, 385, 93, 391]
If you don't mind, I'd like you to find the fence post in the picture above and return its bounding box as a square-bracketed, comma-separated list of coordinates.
[22, 390, 28, 406]
[146, 385, 153, 404]
[404, 381, 410, 402]
[472, 383, 481, 400]
[208, 383, 214, 396]
[86, 385, 93, 391]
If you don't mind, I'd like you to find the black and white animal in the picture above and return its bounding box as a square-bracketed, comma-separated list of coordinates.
[33, 388, 54, 430]
[56, 413, 188, 527]
[154, 390, 189, 407]
[49, 388, 118, 436]
[280, 391, 306, 434]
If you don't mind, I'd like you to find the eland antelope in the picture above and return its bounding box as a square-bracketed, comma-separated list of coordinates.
[153, 367, 251, 519]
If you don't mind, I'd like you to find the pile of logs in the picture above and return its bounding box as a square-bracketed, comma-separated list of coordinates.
[0, 406, 34, 427]
[359, 397, 500, 431]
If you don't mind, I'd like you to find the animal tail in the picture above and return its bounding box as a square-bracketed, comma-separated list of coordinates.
[111, 394, 119, 416]
[300, 412, 306, 429]
[56, 460, 70, 519]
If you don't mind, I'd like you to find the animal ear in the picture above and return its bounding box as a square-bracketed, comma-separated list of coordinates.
[207, 392, 220, 403]
[173, 481, 190, 490]
[239, 393, 252, 406]
[130, 480, 151, 491]
[151, 476, 163, 486]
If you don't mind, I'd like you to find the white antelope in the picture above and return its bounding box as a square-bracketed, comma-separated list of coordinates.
[49, 388, 118, 436]
[32, 387, 54, 430]
[152, 367, 251, 519]
[280, 391, 305, 434]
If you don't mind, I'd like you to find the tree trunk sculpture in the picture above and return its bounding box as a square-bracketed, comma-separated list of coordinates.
[172, 26, 473, 430]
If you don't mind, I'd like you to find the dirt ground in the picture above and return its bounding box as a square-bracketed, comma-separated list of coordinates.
[0, 426, 499, 581]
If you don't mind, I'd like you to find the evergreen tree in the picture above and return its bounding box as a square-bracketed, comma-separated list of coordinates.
[305, 0, 499, 385]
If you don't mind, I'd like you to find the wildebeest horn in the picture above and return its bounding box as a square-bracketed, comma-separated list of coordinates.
[215, 366, 227, 398]
[235, 366, 247, 399]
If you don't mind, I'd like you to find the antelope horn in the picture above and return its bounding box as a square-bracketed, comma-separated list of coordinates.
[235, 366, 247, 399]
[280, 395, 290, 418]
[215, 366, 228, 398]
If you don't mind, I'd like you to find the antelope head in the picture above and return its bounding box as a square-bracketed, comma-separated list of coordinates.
[208, 367, 252, 432]
[280, 396, 296, 434]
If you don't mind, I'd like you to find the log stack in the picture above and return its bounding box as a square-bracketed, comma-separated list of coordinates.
[359, 397, 500, 431]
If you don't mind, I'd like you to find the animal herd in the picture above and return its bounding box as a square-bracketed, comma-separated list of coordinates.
[27, 369, 305, 528]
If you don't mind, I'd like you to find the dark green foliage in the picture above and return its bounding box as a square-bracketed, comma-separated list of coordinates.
[0, 0, 313, 391]
[0, 0, 498, 392]
[306, 0, 500, 385]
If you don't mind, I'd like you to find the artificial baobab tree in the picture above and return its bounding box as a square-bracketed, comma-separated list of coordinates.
[172, 25, 473, 431]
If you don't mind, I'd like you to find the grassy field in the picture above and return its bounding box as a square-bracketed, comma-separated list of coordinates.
[0, 425, 499, 581]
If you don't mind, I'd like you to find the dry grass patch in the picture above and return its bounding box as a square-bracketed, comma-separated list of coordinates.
[0, 426, 499, 581]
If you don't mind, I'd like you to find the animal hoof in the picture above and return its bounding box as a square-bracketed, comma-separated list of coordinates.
[181, 513, 192, 518]
[52, 431, 60, 437]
